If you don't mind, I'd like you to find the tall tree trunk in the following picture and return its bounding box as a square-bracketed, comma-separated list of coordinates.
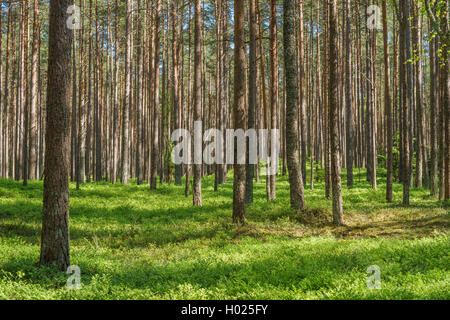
[246, 0, 257, 204]
[151, 0, 161, 190]
[232, 0, 246, 223]
[268, 0, 278, 201]
[173, 0, 182, 186]
[399, 0, 412, 205]
[86, 0, 93, 182]
[328, 0, 344, 225]
[323, 0, 331, 199]
[256, 0, 270, 198]
[345, 0, 353, 187]
[112, 0, 120, 184]
[382, 0, 393, 202]
[298, 0, 307, 186]
[193, 0, 202, 205]
[22, 0, 29, 186]
[94, 0, 102, 182]
[40, 0, 73, 271]
[413, 2, 424, 188]
[2, 4, 12, 178]
[136, 0, 143, 185]
[0, 3, 2, 178]
[121, 0, 133, 184]
[441, 6, 449, 200]
[78, 0, 86, 185]
[429, 14, 438, 196]
[283, 0, 306, 211]
[72, 2, 78, 187]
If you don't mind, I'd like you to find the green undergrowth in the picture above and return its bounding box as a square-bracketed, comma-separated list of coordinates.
[0, 168, 448, 299]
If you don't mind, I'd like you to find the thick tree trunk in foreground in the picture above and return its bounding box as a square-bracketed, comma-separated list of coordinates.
[328, 0, 344, 225]
[40, 0, 73, 271]
[232, 0, 246, 223]
[283, 0, 306, 211]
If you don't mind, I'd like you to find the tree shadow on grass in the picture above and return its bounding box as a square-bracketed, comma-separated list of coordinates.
[0, 198, 234, 247]
[1, 237, 448, 299]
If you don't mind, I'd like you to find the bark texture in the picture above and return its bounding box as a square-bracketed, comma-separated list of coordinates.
[40, 0, 73, 271]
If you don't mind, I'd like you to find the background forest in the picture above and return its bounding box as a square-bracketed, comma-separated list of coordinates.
[0, 0, 448, 300]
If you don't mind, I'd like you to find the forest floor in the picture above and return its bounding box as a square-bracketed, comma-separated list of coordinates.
[0, 168, 448, 299]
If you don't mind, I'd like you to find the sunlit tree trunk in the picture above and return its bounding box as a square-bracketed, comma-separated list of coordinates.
[344, 0, 353, 187]
[121, 0, 133, 184]
[268, 0, 278, 201]
[283, 0, 306, 211]
[328, 0, 344, 225]
[40, 0, 73, 271]
[382, 0, 393, 202]
[22, 0, 29, 186]
[232, 0, 246, 223]
[192, 0, 202, 205]
[246, 0, 257, 204]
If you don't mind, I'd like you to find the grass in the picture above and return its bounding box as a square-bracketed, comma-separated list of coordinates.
[0, 168, 449, 300]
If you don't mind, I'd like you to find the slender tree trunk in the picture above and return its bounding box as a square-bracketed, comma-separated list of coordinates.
[382, 0, 393, 202]
[345, 0, 353, 187]
[173, 0, 182, 186]
[94, 0, 102, 182]
[22, 0, 29, 186]
[268, 0, 278, 201]
[2, 4, 12, 179]
[121, 0, 133, 184]
[400, 0, 412, 205]
[72, 4, 78, 187]
[413, 3, 424, 188]
[86, 0, 93, 182]
[323, 0, 331, 199]
[429, 16, 438, 196]
[232, 0, 246, 223]
[0, 4, 2, 178]
[193, 0, 202, 205]
[112, 0, 120, 184]
[256, 0, 270, 198]
[78, 0, 86, 185]
[328, 0, 344, 225]
[298, 0, 307, 186]
[151, 0, 161, 190]
[441, 7, 449, 200]
[136, 0, 143, 185]
[246, 0, 257, 204]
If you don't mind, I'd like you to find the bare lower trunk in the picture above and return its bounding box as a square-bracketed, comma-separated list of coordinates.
[193, 0, 202, 205]
[328, 0, 344, 225]
[40, 0, 73, 271]
[232, 0, 246, 223]
[283, 0, 306, 211]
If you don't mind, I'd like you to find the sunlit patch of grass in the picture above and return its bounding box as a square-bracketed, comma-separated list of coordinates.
[0, 168, 448, 300]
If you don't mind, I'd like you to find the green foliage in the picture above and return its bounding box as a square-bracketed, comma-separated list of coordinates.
[0, 170, 448, 300]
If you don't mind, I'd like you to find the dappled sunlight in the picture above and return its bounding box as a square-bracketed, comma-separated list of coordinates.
[0, 172, 448, 299]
